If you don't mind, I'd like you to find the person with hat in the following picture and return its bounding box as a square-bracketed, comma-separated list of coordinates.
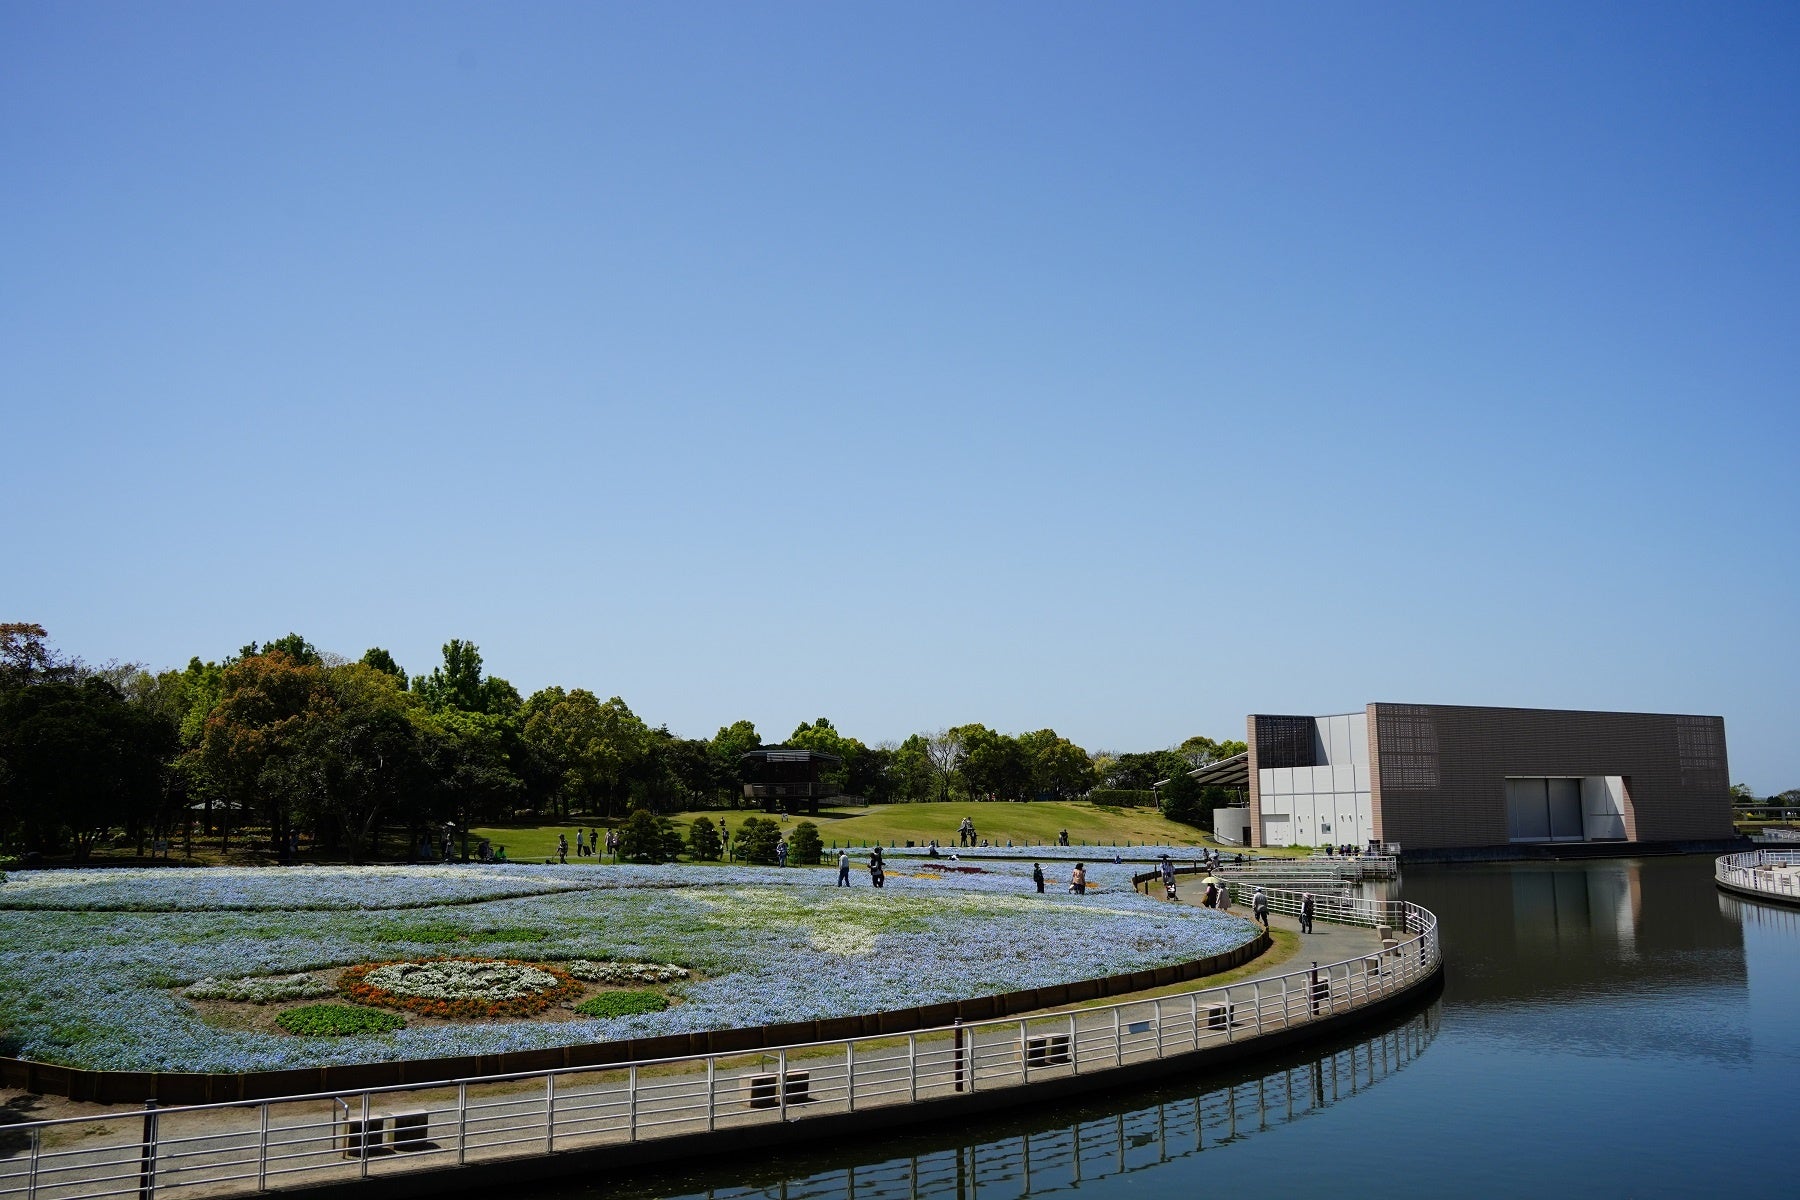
[1300, 892, 1316, 934]
[1158, 853, 1177, 900]
[1252, 886, 1270, 930]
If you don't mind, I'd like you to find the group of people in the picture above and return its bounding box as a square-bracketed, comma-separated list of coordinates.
[837, 845, 885, 887]
[956, 817, 978, 847]
[554, 828, 618, 864]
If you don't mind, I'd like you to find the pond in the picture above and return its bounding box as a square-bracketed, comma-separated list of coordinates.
[552, 855, 1797, 1200]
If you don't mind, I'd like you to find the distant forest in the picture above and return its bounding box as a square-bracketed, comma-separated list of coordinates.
[0, 624, 1245, 862]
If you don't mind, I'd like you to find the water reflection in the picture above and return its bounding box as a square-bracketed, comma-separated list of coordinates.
[575, 1005, 1441, 1200]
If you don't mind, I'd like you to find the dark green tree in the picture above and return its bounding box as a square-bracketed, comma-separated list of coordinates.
[616, 808, 682, 863]
[359, 648, 408, 687]
[788, 820, 823, 866]
[687, 815, 722, 861]
[733, 815, 781, 864]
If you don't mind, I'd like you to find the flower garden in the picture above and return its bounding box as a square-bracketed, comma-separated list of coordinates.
[0, 860, 1257, 1074]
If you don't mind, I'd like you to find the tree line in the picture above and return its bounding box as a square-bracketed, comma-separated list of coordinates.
[0, 624, 1245, 862]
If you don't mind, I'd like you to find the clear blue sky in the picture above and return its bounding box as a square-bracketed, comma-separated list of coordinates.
[4, 2, 1796, 790]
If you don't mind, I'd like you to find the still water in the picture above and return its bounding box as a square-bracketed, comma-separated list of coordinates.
[550, 857, 1798, 1199]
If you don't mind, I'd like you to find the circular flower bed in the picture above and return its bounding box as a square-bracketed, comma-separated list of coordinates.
[340, 958, 583, 1019]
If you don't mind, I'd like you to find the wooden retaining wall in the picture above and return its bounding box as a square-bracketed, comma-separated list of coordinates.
[0, 931, 1269, 1104]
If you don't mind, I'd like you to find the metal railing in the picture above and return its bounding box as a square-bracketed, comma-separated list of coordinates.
[1716, 849, 1800, 900]
[0, 895, 1439, 1200]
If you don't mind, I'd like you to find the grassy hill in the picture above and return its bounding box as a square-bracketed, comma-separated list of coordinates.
[474, 800, 1219, 862]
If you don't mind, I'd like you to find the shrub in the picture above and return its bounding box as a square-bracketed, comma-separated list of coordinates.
[1088, 789, 1158, 808]
[617, 809, 684, 864]
[787, 821, 823, 866]
[275, 1004, 405, 1037]
[732, 816, 781, 864]
[574, 990, 669, 1019]
[687, 816, 722, 861]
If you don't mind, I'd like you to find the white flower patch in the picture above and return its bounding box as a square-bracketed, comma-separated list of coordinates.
[563, 961, 690, 985]
[183, 974, 336, 1003]
[363, 960, 561, 1002]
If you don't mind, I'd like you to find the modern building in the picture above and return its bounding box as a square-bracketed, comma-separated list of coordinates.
[1219, 703, 1730, 853]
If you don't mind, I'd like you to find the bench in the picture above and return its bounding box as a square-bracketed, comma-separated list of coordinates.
[338, 1110, 432, 1157]
[746, 1071, 810, 1108]
[1027, 1033, 1072, 1066]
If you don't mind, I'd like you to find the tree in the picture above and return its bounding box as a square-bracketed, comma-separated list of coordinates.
[520, 688, 649, 818]
[1018, 729, 1095, 800]
[956, 724, 1029, 801]
[196, 650, 336, 854]
[888, 735, 937, 803]
[924, 728, 964, 802]
[789, 718, 858, 794]
[413, 640, 518, 716]
[733, 815, 781, 864]
[0, 622, 80, 686]
[687, 815, 722, 861]
[616, 808, 683, 863]
[0, 678, 173, 859]
[1178, 734, 1247, 766]
[710, 720, 761, 808]
[788, 820, 823, 865]
[1159, 768, 1204, 828]
[360, 648, 407, 687]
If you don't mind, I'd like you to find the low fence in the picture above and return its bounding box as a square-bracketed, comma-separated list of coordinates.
[0, 894, 1440, 1200]
[1715, 849, 1800, 903]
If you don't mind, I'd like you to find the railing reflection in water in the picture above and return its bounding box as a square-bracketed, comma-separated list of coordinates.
[670, 1005, 1442, 1200]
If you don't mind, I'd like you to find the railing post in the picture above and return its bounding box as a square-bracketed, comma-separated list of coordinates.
[358, 1092, 371, 1177]
[629, 1064, 640, 1140]
[1154, 998, 1165, 1058]
[1253, 981, 1262, 1034]
[1069, 1013, 1079, 1075]
[457, 1082, 468, 1166]
[778, 1049, 788, 1119]
[1190, 993, 1199, 1050]
[908, 1034, 917, 1102]
[846, 1041, 856, 1111]
[1113, 1007, 1122, 1067]
[545, 1072, 556, 1153]
[138, 1099, 161, 1200]
[707, 1057, 716, 1130]
[953, 1020, 964, 1093]
[257, 1102, 269, 1192]
[1019, 1021, 1029, 1082]
[28, 1126, 40, 1200]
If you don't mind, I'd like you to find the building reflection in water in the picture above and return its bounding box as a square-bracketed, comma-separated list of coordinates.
[570, 1005, 1440, 1200]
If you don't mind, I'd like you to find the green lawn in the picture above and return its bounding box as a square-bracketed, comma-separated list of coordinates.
[474, 799, 1220, 863]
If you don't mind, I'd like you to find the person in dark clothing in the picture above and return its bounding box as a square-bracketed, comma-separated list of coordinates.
[1032, 862, 1045, 893]
[1300, 892, 1316, 934]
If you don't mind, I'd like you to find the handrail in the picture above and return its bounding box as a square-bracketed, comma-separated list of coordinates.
[1716, 849, 1800, 901]
[0, 896, 1440, 1200]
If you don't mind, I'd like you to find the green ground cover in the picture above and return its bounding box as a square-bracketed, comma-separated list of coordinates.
[474, 800, 1220, 863]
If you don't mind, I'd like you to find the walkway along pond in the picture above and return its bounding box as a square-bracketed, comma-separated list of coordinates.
[0, 893, 1441, 1200]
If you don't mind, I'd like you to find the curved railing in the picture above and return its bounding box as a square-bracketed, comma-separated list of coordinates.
[0, 898, 1441, 1200]
[1715, 849, 1800, 903]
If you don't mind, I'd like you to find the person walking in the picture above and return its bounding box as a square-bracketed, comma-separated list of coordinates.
[1158, 854, 1176, 899]
[776, 838, 789, 868]
[1300, 892, 1316, 934]
[1070, 863, 1087, 894]
[575, 829, 586, 858]
[557, 833, 568, 864]
[1203, 880, 1218, 908]
[1216, 880, 1231, 912]
[837, 849, 852, 886]
[1032, 862, 1045, 893]
[869, 845, 885, 888]
[1252, 886, 1270, 931]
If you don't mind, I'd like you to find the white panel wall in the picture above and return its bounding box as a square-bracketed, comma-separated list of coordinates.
[1348, 713, 1369, 765]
